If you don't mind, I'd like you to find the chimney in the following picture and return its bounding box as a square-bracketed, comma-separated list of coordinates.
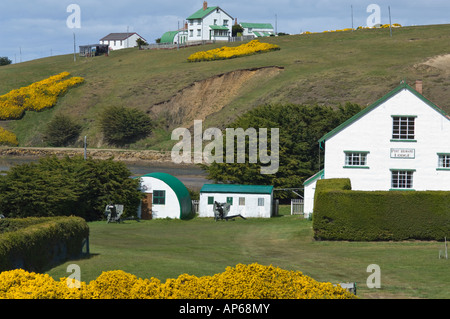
[235, 18, 238, 25]
[415, 80, 423, 94]
[185, 22, 188, 30]
[203, 1, 207, 10]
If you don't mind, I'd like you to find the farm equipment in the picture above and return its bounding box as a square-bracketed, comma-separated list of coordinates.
[104, 203, 124, 223]
[213, 201, 246, 221]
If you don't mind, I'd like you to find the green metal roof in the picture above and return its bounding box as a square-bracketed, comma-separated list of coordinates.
[140, 172, 192, 219]
[240, 23, 274, 29]
[200, 184, 274, 194]
[209, 25, 229, 30]
[160, 31, 179, 44]
[318, 82, 450, 144]
[187, 6, 218, 20]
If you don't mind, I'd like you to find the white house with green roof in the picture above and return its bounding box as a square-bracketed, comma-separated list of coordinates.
[199, 184, 274, 218]
[186, 1, 233, 42]
[304, 81, 450, 217]
[138, 172, 192, 220]
[240, 22, 274, 37]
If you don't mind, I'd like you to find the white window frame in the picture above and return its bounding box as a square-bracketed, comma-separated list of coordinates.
[392, 116, 416, 141]
[391, 170, 415, 190]
[258, 198, 264, 206]
[437, 153, 450, 169]
[344, 151, 369, 168]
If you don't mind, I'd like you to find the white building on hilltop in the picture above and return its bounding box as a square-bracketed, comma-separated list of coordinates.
[304, 81, 450, 217]
[186, 1, 233, 42]
[100, 32, 147, 50]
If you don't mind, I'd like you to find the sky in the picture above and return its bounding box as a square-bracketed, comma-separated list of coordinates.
[1, 0, 450, 63]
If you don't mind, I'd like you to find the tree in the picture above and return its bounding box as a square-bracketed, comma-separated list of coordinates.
[0, 57, 12, 66]
[0, 156, 143, 221]
[43, 114, 82, 146]
[201, 103, 362, 190]
[232, 25, 244, 37]
[136, 38, 148, 49]
[99, 106, 152, 146]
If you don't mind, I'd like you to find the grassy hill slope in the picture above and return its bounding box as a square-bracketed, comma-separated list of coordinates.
[2, 24, 450, 149]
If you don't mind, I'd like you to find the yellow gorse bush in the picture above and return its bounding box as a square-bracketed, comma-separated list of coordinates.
[187, 40, 280, 62]
[0, 72, 84, 120]
[0, 127, 18, 146]
[0, 263, 357, 299]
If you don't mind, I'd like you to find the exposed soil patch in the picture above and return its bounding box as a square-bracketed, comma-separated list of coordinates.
[147, 66, 284, 127]
[420, 54, 450, 73]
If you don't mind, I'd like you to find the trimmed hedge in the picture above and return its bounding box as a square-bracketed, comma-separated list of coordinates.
[313, 179, 450, 241]
[0, 216, 89, 272]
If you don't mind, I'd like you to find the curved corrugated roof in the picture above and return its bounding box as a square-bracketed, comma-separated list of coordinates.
[160, 31, 179, 44]
[140, 172, 192, 219]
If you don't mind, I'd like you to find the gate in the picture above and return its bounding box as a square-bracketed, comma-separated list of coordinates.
[291, 198, 304, 215]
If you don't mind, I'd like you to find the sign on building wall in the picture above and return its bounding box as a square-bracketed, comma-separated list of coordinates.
[390, 148, 415, 159]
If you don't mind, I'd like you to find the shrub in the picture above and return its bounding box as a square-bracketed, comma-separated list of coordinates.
[99, 106, 152, 146]
[0, 72, 84, 120]
[0, 127, 18, 146]
[0, 216, 89, 272]
[43, 114, 82, 146]
[313, 179, 450, 241]
[0, 156, 143, 221]
[187, 40, 280, 62]
[0, 263, 356, 299]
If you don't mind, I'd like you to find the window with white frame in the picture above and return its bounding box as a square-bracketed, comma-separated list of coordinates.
[258, 198, 264, 206]
[197, 29, 201, 36]
[392, 116, 415, 140]
[438, 154, 450, 168]
[344, 152, 368, 167]
[391, 170, 414, 189]
[239, 197, 245, 205]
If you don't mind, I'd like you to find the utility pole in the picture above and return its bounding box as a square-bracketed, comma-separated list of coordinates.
[351, 5, 354, 31]
[84, 136, 87, 160]
[275, 14, 277, 36]
[73, 33, 76, 62]
[388, 6, 392, 37]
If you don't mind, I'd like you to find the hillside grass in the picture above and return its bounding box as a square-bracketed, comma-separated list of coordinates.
[45, 208, 449, 299]
[2, 24, 450, 149]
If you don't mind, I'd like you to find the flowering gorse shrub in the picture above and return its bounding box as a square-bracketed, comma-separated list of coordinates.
[0, 72, 84, 120]
[0, 263, 356, 299]
[0, 127, 18, 146]
[187, 40, 280, 62]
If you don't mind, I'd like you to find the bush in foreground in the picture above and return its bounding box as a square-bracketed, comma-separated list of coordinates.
[0, 263, 356, 299]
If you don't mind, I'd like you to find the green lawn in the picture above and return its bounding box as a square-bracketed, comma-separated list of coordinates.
[46, 208, 449, 299]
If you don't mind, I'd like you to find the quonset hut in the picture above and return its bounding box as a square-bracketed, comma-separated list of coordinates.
[138, 172, 193, 220]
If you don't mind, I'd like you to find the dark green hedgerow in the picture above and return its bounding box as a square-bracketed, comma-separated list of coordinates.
[313, 179, 450, 241]
[0, 216, 89, 272]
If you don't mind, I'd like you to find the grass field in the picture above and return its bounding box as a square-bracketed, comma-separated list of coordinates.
[46, 208, 449, 299]
[3, 24, 450, 148]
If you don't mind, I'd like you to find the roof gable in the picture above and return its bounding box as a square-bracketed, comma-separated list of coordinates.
[100, 32, 146, 41]
[187, 6, 218, 20]
[187, 6, 233, 21]
[318, 82, 450, 144]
